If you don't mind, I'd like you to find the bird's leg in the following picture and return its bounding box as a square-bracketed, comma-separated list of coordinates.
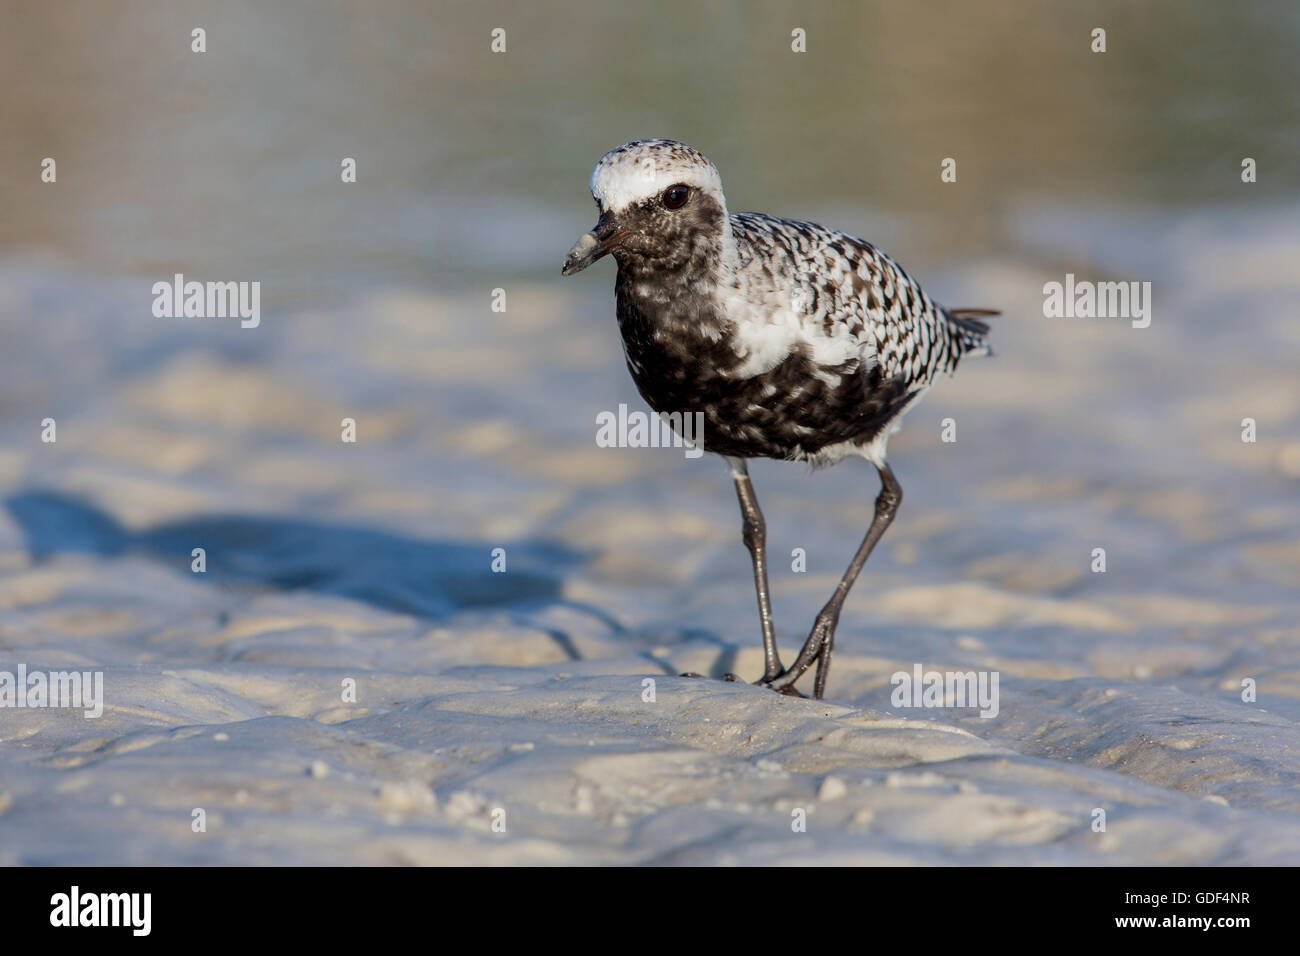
[730, 460, 784, 682]
[768, 463, 902, 698]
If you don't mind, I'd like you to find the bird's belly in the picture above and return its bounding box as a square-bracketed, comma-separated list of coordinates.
[625, 342, 907, 462]
[614, 282, 913, 462]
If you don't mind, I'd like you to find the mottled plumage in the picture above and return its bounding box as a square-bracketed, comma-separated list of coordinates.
[562, 139, 995, 698]
[567, 139, 989, 465]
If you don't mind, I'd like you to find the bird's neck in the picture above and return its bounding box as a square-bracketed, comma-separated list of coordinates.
[616, 215, 736, 297]
[616, 253, 726, 333]
[617, 252, 717, 290]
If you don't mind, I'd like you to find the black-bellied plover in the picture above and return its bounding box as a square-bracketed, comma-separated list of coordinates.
[562, 139, 995, 699]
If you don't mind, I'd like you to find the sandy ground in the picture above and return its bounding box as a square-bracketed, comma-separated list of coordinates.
[1, 202, 1299, 864]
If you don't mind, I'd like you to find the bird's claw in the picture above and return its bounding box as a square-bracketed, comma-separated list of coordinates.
[679, 671, 742, 682]
[681, 671, 806, 695]
[755, 676, 808, 698]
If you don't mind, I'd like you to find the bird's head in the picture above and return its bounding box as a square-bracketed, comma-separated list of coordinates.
[561, 139, 731, 277]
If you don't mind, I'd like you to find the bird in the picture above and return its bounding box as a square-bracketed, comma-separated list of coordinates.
[561, 139, 995, 699]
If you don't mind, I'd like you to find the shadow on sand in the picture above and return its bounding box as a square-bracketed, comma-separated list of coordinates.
[5, 491, 584, 627]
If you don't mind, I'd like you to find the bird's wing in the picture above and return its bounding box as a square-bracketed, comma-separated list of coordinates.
[728, 212, 983, 389]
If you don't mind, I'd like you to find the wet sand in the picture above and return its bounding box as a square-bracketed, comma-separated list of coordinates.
[1, 198, 1298, 864]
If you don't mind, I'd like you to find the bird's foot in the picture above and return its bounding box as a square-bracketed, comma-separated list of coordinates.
[754, 676, 808, 698]
[764, 618, 835, 699]
[679, 671, 805, 697]
[679, 671, 742, 682]
[761, 669, 817, 698]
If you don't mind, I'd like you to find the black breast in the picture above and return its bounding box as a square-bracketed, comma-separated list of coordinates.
[614, 270, 912, 462]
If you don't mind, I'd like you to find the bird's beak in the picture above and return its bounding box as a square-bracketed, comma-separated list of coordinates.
[562, 212, 626, 276]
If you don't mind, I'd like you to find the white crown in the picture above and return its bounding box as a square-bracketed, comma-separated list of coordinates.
[589, 139, 726, 213]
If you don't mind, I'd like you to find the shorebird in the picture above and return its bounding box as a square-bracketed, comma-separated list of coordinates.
[561, 139, 995, 699]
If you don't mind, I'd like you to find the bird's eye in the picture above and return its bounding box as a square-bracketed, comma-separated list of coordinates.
[662, 184, 690, 209]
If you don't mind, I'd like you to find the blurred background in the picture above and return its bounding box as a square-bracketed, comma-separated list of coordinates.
[0, 1, 1298, 863]
[3, 0, 1298, 296]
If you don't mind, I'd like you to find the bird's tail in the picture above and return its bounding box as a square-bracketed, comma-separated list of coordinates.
[946, 307, 997, 357]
